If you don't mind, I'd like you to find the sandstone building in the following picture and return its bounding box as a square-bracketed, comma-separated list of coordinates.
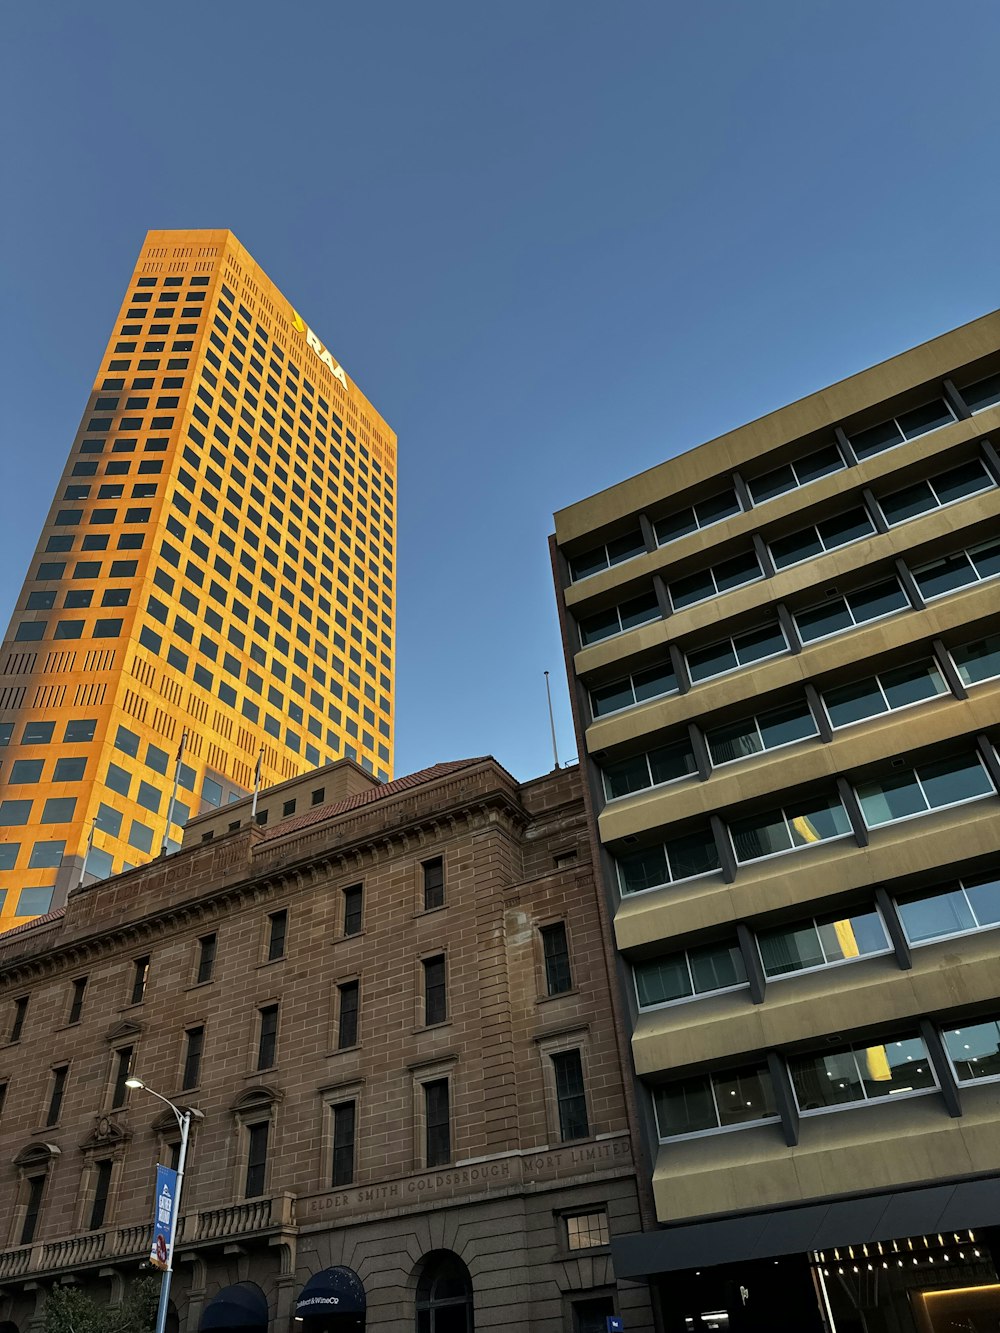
[0, 757, 653, 1333]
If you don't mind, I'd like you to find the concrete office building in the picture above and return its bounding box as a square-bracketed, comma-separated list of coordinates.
[0, 229, 397, 932]
[0, 756, 653, 1333]
[550, 311, 1000, 1331]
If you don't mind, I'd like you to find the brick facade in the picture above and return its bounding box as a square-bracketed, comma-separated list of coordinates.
[0, 758, 653, 1332]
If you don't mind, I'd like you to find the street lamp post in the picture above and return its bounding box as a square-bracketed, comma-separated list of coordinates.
[125, 1077, 202, 1333]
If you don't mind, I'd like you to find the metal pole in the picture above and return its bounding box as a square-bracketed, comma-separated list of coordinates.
[154, 1108, 190, 1333]
[161, 731, 188, 856]
[544, 671, 561, 770]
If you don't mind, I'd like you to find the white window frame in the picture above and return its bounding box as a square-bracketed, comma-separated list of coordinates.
[855, 753, 996, 832]
[768, 506, 875, 572]
[685, 622, 789, 686]
[877, 458, 995, 529]
[652, 1064, 778, 1142]
[747, 443, 846, 507]
[790, 1037, 939, 1119]
[959, 372, 1000, 415]
[569, 533, 646, 584]
[602, 740, 698, 803]
[895, 875, 1000, 948]
[589, 667, 679, 721]
[911, 537, 1000, 603]
[579, 592, 661, 648]
[654, 488, 744, 549]
[849, 397, 957, 460]
[794, 577, 910, 647]
[951, 632, 1000, 689]
[940, 1016, 1000, 1088]
[615, 831, 721, 898]
[820, 660, 949, 734]
[633, 942, 748, 1011]
[667, 550, 764, 612]
[728, 797, 853, 867]
[756, 905, 893, 983]
[706, 699, 818, 769]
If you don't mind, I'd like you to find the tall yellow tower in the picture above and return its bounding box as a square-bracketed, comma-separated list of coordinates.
[0, 229, 397, 930]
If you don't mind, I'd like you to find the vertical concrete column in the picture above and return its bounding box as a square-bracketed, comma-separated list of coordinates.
[737, 922, 766, 1005]
[895, 556, 925, 611]
[874, 886, 912, 971]
[776, 602, 802, 655]
[931, 638, 968, 701]
[638, 512, 658, 554]
[861, 487, 889, 535]
[732, 471, 754, 514]
[804, 682, 833, 743]
[687, 723, 712, 781]
[943, 378, 973, 421]
[919, 1018, 963, 1119]
[652, 573, 672, 621]
[836, 776, 869, 849]
[711, 813, 737, 885]
[834, 426, 859, 468]
[766, 1052, 800, 1147]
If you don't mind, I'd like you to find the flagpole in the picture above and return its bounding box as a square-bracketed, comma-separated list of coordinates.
[78, 817, 97, 888]
[161, 730, 188, 856]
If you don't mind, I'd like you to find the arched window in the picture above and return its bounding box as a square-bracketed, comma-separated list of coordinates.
[415, 1252, 474, 1333]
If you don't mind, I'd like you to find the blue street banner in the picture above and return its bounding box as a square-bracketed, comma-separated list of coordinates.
[150, 1165, 178, 1271]
[606, 1318, 624, 1332]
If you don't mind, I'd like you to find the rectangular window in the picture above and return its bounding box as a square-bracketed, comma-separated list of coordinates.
[422, 857, 444, 910]
[769, 507, 874, 570]
[21, 1175, 46, 1244]
[244, 1122, 269, 1197]
[130, 956, 149, 1005]
[747, 443, 845, 505]
[654, 1064, 778, 1139]
[686, 621, 788, 683]
[541, 922, 573, 995]
[267, 909, 288, 961]
[795, 576, 910, 643]
[706, 698, 816, 766]
[111, 1046, 134, 1108]
[729, 793, 851, 863]
[758, 907, 889, 979]
[822, 660, 948, 730]
[337, 980, 360, 1049]
[10, 758, 44, 783]
[952, 632, 1000, 688]
[64, 719, 96, 743]
[115, 725, 140, 758]
[616, 825, 720, 894]
[579, 590, 660, 646]
[602, 736, 698, 799]
[41, 796, 76, 824]
[343, 884, 363, 936]
[552, 1050, 590, 1141]
[565, 1210, 610, 1250]
[182, 1026, 204, 1090]
[68, 977, 87, 1024]
[634, 939, 746, 1007]
[896, 869, 1000, 945]
[959, 370, 1000, 414]
[53, 755, 87, 781]
[0, 800, 32, 826]
[197, 933, 217, 983]
[878, 457, 994, 526]
[849, 398, 955, 458]
[790, 1035, 935, 1112]
[655, 488, 741, 546]
[590, 659, 678, 719]
[569, 530, 646, 582]
[855, 753, 995, 828]
[46, 1065, 68, 1126]
[942, 1016, 1000, 1083]
[669, 548, 763, 609]
[424, 1079, 451, 1167]
[911, 537, 1000, 601]
[423, 956, 447, 1026]
[331, 1100, 356, 1186]
[257, 1004, 279, 1069]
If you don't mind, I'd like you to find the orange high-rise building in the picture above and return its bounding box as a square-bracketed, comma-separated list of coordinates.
[0, 229, 397, 930]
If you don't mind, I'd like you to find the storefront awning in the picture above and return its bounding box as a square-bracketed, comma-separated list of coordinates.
[612, 1176, 1000, 1277]
[296, 1266, 367, 1318]
[199, 1282, 269, 1330]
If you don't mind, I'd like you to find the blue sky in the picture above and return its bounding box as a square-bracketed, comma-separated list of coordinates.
[1, 0, 998, 782]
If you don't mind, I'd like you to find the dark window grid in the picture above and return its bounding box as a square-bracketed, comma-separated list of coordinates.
[68, 978, 87, 1024]
[424, 1079, 451, 1167]
[110, 1046, 134, 1108]
[182, 1027, 204, 1090]
[244, 1121, 269, 1197]
[197, 934, 217, 983]
[541, 923, 573, 995]
[267, 909, 287, 961]
[343, 884, 363, 936]
[422, 856, 444, 910]
[21, 1175, 46, 1244]
[337, 981, 360, 1049]
[130, 956, 149, 1004]
[46, 1066, 69, 1126]
[331, 1100, 356, 1186]
[88, 1160, 114, 1230]
[552, 1049, 590, 1141]
[257, 1005, 279, 1069]
[423, 956, 447, 1025]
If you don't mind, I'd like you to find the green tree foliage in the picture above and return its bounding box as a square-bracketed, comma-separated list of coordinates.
[43, 1275, 159, 1333]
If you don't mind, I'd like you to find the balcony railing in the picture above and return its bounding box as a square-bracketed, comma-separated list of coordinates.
[0, 1193, 294, 1282]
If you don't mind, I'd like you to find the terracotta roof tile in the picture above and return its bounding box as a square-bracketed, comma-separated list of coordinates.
[259, 758, 491, 841]
[0, 907, 66, 941]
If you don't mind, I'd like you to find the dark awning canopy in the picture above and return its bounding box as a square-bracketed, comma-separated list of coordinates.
[199, 1283, 269, 1330]
[296, 1267, 367, 1318]
[612, 1177, 1000, 1278]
